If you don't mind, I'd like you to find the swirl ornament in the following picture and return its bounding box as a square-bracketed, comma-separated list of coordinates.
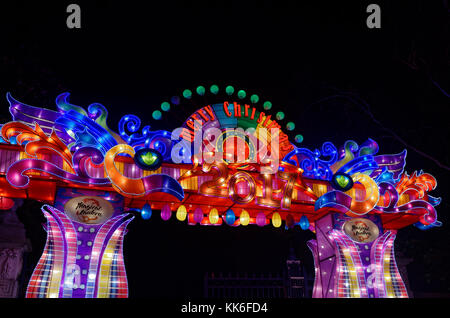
[283, 141, 338, 180]
[2, 122, 74, 171]
[2, 122, 112, 188]
[118, 114, 173, 160]
[315, 172, 380, 217]
[315, 139, 440, 228]
[104, 144, 184, 199]
[7, 92, 75, 145]
[347, 173, 380, 217]
[72, 147, 108, 180]
[373, 172, 440, 226]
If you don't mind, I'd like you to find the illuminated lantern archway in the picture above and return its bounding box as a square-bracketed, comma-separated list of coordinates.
[0, 86, 441, 298]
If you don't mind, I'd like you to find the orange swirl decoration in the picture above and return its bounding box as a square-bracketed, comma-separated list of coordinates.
[1, 122, 75, 173]
[395, 171, 437, 201]
[345, 173, 380, 217]
[316, 172, 380, 217]
[104, 144, 145, 196]
[104, 144, 184, 200]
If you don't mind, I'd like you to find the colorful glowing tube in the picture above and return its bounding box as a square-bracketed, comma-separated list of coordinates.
[104, 144, 184, 199]
[7, 158, 111, 188]
[315, 172, 379, 217]
[7, 92, 74, 145]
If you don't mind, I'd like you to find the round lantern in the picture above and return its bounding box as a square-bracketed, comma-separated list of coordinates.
[285, 214, 295, 229]
[331, 172, 354, 191]
[193, 207, 203, 223]
[271, 212, 282, 228]
[141, 203, 152, 220]
[176, 205, 187, 221]
[256, 212, 266, 227]
[134, 148, 163, 171]
[161, 204, 172, 221]
[0, 197, 14, 210]
[224, 209, 235, 225]
[209, 208, 219, 224]
[299, 215, 310, 230]
[239, 210, 250, 226]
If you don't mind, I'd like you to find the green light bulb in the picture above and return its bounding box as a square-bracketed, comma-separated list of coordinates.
[141, 152, 158, 165]
[152, 110, 162, 120]
[250, 94, 259, 103]
[225, 85, 234, 95]
[161, 102, 170, 112]
[237, 90, 246, 99]
[276, 111, 285, 120]
[183, 89, 192, 99]
[336, 175, 350, 188]
[210, 85, 219, 95]
[196, 86, 205, 96]
[286, 122, 295, 131]
[263, 101, 272, 110]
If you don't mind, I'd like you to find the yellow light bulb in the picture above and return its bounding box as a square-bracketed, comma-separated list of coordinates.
[176, 205, 187, 221]
[240, 210, 250, 226]
[209, 208, 219, 224]
[272, 212, 282, 228]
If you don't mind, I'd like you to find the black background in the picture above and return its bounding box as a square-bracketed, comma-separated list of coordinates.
[0, 0, 449, 300]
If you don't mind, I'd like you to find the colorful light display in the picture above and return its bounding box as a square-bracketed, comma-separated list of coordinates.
[0, 90, 442, 299]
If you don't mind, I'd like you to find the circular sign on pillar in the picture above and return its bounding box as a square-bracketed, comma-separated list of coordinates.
[64, 196, 115, 225]
[343, 218, 379, 243]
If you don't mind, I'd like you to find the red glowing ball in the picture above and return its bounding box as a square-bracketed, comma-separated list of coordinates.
[0, 197, 15, 210]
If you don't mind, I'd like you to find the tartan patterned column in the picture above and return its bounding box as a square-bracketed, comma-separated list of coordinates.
[309, 213, 408, 298]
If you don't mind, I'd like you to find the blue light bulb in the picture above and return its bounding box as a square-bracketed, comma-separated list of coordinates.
[141, 203, 152, 220]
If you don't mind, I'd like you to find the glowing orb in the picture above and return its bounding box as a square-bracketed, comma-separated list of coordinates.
[196, 86, 205, 96]
[141, 203, 152, 220]
[134, 148, 163, 171]
[286, 122, 295, 131]
[263, 101, 272, 110]
[295, 134, 303, 143]
[152, 110, 162, 120]
[331, 172, 354, 191]
[239, 210, 250, 226]
[225, 85, 234, 95]
[210, 85, 219, 95]
[224, 209, 235, 225]
[176, 205, 187, 221]
[183, 89, 192, 99]
[161, 102, 171, 112]
[250, 94, 259, 103]
[272, 212, 282, 228]
[209, 208, 219, 224]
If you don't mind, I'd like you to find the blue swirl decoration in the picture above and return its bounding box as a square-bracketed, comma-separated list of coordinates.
[118, 114, 174, 160]
[282, 141, 338, 180]
[54, 93, 126, 154]
[335, 154, 379, 176]
[55, 109, 118, 154]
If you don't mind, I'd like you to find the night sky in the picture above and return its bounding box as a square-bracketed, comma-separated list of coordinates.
[1, 0, 449, 298]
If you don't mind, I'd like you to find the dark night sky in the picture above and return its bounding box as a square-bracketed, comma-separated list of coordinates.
[0, 0, 449, 298]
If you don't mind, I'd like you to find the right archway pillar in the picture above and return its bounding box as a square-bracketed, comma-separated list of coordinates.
[307, 213, 409, 298]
